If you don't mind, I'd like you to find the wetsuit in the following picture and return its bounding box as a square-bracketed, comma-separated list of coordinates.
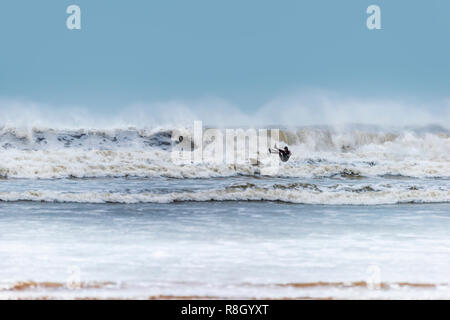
[278, 149, 291, 162]
[270, 148, 291, 162]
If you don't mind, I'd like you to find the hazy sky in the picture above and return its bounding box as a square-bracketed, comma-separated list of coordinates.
[0, 0, 449, 111]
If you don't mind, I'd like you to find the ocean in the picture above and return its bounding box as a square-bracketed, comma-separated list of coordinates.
[0, 125, 449, 299]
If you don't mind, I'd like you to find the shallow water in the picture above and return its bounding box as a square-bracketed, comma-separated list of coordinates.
[1, 198, 449, 299]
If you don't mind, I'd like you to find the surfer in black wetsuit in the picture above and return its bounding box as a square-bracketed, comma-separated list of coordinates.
[269, 146, 291, 162]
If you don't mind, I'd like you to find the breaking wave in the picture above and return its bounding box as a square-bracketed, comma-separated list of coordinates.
[0, 125, 448, 179]
[0, 183, 447, 205]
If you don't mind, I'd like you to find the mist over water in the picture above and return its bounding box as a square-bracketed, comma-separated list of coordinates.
[1, 91, 449, 129]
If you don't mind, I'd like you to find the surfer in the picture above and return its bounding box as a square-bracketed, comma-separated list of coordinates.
[269, 146, 291, 162]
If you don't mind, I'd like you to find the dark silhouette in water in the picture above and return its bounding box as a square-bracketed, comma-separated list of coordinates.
[269, 146, 291, 162]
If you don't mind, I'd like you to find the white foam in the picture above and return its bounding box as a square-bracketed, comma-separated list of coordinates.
[0, 186, 447, 205]
[0, 125, 447, 179]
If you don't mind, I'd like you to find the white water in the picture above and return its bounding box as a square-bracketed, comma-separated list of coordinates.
[0, 126, 448, 180]
[0, 123, 448, 299]
[0, 125, 447, 206]
[1, 202, 449, 299]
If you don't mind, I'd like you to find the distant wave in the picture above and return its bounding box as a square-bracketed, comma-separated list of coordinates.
[0, 124, 448, 151]
[0, 126, 174, 150]
[0, 125, 448, 179]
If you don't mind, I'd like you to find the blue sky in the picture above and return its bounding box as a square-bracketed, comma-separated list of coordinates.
[0, 0, 449, 111]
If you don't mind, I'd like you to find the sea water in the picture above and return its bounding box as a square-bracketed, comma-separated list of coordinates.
[0, 125, 448, 299]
